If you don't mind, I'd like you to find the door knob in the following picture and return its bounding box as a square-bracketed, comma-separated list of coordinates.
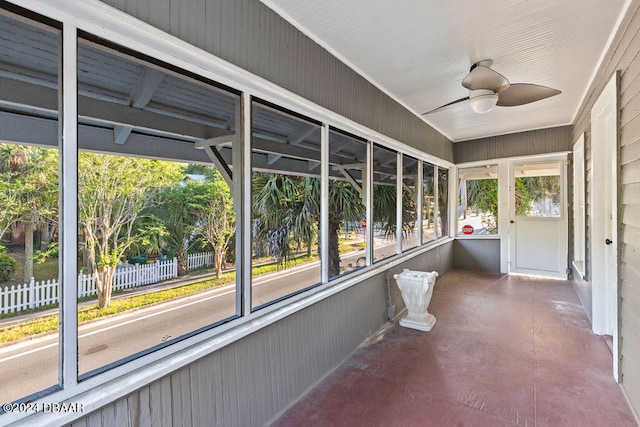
[605, 239, 613, 245]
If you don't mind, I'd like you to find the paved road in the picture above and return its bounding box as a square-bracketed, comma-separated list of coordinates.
[0, 240, 399, 404]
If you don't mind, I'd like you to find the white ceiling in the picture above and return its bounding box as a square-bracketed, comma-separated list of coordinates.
[261, 0, 629, 142]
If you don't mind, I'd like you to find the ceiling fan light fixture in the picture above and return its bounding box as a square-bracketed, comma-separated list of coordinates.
[469, 89, 498, 113]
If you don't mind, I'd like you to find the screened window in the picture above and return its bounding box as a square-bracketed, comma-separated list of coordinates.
[422, 163, 436, 244]
[328, 129, 367, 279]
[437, 166, 450, 238]
[513, 162, 562, 218]
[0, 9, 60, 405]
[250, 101, 322, 309]
[76, 35, 239, 377]
[372, 144, 398, 262]
[457, 165, 498, 235]
[402, 155, 419, 251]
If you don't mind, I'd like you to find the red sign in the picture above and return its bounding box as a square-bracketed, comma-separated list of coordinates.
[462, 224, 474, 235]
[360, 219, 367, 228]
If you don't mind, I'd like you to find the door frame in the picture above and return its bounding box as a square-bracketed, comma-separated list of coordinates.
[590, 72, 619, 380]
[507, 155, 569, 279]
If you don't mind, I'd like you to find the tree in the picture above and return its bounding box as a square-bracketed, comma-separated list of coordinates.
[197, 176, 235, 278]
[149, 181, 207, 275]
[0, 175, 20, 240]
[0, 144, 58, 282]
[0, 244, 17, 282]
[78, 153, 181, 307]
[253, 173, 416, 278]
[514, 178, 534, 216]
[327, 180, 364, 277]
[252, 174, 313, 265]
[517, 175, 561, 215]
[465, 179, 498, 233]
[373, 184, 417, 237]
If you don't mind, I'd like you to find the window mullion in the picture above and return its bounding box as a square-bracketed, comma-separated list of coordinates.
[396, 152, 403, 254]
[365, 142, 373, 265]
[417, 160, 423, 245]
[320, 124, 329, 283]
[239, 92, 252, 315]
[448, 166, 457, 238]
[60, 23, 78, 389]
[433, 166, 440, 239]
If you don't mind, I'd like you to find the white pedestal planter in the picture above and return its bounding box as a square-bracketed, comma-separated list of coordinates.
[393, 269, 438, 331]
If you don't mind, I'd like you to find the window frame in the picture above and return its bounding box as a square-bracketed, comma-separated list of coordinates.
[400, 153, 420, 252]
[249, 99, 324, 311]
[456, 163, 500, 237]
[436, 165, 450, 239]
[326, 127, 369, 280]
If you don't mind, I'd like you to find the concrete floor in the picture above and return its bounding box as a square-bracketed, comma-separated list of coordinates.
[272, 270, 638, 426]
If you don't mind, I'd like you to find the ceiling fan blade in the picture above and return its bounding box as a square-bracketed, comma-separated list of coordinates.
[421, 96, 469, 115]
[462, 65, 510, 92]
[497, 83, 561, 107]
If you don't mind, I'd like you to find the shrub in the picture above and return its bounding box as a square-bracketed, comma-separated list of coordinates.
[0, 245, 17, 282]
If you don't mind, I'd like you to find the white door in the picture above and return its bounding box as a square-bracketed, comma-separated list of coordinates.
[590, 73, 619, 380]
[508, 159, 567, 279]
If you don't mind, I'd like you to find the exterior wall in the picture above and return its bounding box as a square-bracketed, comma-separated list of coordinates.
[99, 0, 453, 162]
[453, 125, 572, 164]
[571, 0, 640, 418]
[453, 239, 501, 273]
[69, 243, 453, 427]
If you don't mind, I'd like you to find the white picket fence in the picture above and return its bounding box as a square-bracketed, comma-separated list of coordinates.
[186, 251, 214, 271]
[77, 259, 178, 299]
[0, 278, 60, 315]
[0, 251, 215, 314]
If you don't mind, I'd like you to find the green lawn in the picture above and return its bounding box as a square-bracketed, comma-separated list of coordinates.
[338, 240, 366, 254]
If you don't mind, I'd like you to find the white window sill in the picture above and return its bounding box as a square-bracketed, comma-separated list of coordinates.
[455, 234, 501, 240]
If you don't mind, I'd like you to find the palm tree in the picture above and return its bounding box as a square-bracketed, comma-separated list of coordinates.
[252, 172, 416, 278]
[373, 184, 417, 236]
[252, 174, 315, 265]
[328, 180, 364, 277]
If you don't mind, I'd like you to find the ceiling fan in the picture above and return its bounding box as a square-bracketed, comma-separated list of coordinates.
[422, 60, 561, 115]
